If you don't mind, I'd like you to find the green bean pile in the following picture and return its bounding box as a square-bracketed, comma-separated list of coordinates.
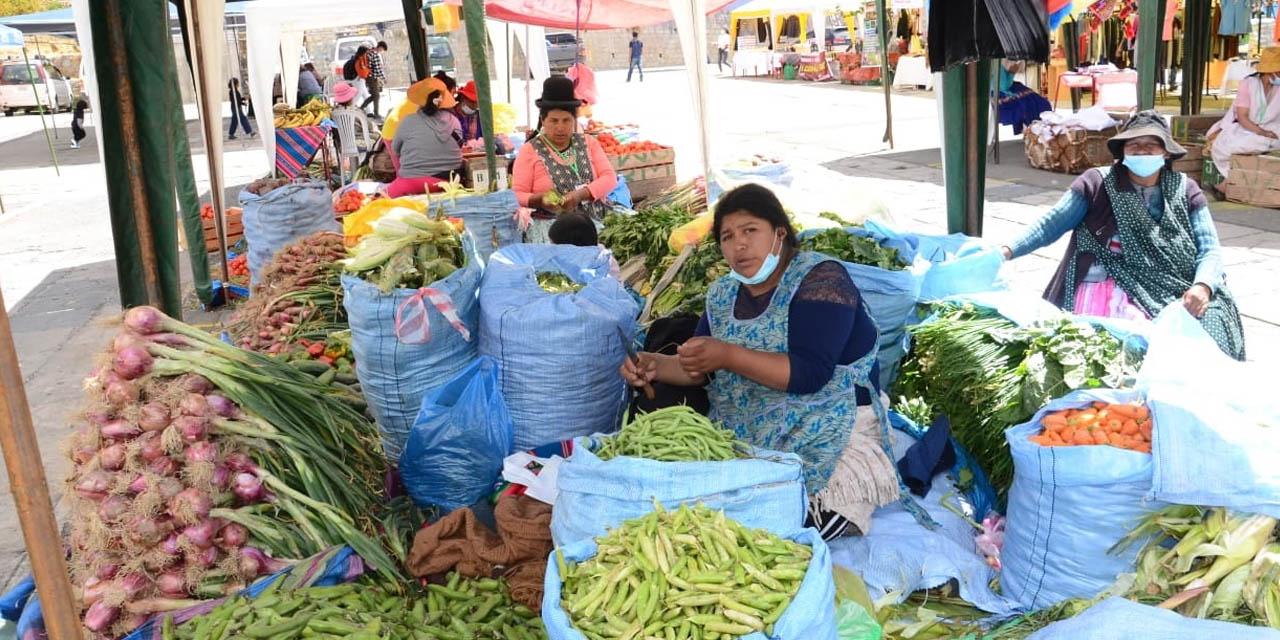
[536, 271, 585, 294]
[594, 406, 750, 462]
[557, 502, 810, 640]
[165, 575, 547, 640]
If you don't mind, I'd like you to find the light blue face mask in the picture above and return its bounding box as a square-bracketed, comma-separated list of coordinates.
[1123, 153, 1165, 178]
[729, 232, 783, 285]
[1271, 76, 1280, 86]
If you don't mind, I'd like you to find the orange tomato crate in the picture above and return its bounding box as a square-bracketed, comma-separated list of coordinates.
[607, 146, 676, 172]
[202, 210, 243, 252]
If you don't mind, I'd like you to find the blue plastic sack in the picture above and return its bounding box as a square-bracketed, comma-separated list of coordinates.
[433, 190, 521, 264]
[550, 437, 807, 546]
[401, 356, 515, 511]
[239, 179, 339, 286]
[16, 593, 42, 640]
[797, 226, 928, 390]
[544, 528, 836, 640]
[1001, 388, 1166, 610]
[0, 575, 34, 622]
[1137, 306, 1280, 517]
[341, 233, 483, 460]
[606, 175, 632, 209]
[479, 244, 640, 450]
[1027, 597, 1280, 640]
[887, 411, 998, 521]
[863, 219, 1008, 301]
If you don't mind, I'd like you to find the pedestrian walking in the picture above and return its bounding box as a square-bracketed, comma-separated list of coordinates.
[717, 28, 731, 73]
[360, 41, 389, 118]
[626, 31, 644, 82]
[70, 96, 88, 148]
[343, 45, 372, 110]
[227, 77, 254, 139]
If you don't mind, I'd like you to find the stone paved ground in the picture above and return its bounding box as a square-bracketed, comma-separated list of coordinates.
[2, 66, 1278, 592]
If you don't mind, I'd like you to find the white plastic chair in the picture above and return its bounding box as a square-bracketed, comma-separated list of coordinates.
[331, 106, 374, 184]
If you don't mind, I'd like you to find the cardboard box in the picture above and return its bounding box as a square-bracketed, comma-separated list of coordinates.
[1180, 141, 1205, 162]
[618, 162, 675, 184]
[1229, 153, 1280, 174]
[1203, 156, 1225, 188]
[607, 147, 676, 171]
[1171, 113, 1224, 141]
[464, 154, 510, 193]
[1225, 183, 1280, 208]
[628, 174, 678, 203]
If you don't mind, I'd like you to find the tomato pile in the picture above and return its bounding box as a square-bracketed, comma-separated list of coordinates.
[596, 133, 666, 155]
[1028, 401, 1153, 453]
[334, 189, 372, 213]
[228, 253, 249, 279]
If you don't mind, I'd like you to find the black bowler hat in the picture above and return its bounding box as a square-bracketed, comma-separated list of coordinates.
[534, 75, 581, 111]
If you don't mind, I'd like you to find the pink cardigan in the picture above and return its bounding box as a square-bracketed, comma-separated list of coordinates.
[512, 134, 617, 208]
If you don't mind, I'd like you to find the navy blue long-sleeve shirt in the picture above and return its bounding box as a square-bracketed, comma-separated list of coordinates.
[695, 260, 879, 404]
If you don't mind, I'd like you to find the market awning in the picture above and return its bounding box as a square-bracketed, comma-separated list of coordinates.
[441, 0, 738, 30]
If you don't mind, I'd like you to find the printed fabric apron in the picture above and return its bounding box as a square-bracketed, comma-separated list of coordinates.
[705, 251, 937, 529]
[1063, 167, 1247, 360]
[528, 133, 610, 237]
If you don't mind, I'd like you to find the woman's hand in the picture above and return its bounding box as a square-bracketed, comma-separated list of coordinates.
[1000, 246, 1013, 260]
[1182, 283, 1212, 318]
[620, 352, 658, 388]
[559, 188, 587, 213]
[677, 337, 734, 378]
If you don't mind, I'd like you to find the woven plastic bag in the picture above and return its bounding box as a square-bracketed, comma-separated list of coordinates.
[550, 437, 806, 546]
[401, 356, 515, 511]
[543, 528, 836, 640]
[862, 219, 1008, 301]
[479, 244, 639, 450]
[239, 179, 339, 286]
[1001, 388, 1166, 610]
[341, 233, 483, 460]
[1027, 597, 1280, 640]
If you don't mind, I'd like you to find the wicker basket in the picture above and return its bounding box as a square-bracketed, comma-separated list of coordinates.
[1024, 123, 1119, 174]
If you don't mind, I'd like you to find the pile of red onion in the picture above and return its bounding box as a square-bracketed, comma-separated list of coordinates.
[64, 309, 291, 637]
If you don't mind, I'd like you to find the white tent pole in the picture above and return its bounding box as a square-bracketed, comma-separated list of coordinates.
[525, 24, 532, 129]
[669, 0, 711, 179]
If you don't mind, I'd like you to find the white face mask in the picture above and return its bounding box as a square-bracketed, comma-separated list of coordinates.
[460, 104, 476, 115]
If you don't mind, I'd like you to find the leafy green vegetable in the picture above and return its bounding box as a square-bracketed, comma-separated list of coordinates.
[800, 228, 908, 271]
[896, 303, 1143, 498]
[536, 271, 584, 294]
[648, 237, 729, 319]
[600, 206, 695, 271]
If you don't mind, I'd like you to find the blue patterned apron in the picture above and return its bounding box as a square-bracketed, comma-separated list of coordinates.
[705, 251, 937, 529]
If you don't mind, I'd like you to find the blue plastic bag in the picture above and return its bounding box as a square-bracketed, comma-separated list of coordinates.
[863, 219, 1008, 302]
[433, 190, 521, 264]
[401, 356, 515, 511]
[797, 226, 929, 390]
[16, 593, 42, 640]
[479, 244, 640, 450]
[1001, 389, 1166, 610]
[341, 233, 483, 460]
[606, 175, 632, 209]
[544, 528, 836, 640]
[0, 574, 34, 621]
[1027, 597, 1280, 640]
[550, 437, 807, 546]
[887, 411, 998, 521]
[239, 179, 339, 286]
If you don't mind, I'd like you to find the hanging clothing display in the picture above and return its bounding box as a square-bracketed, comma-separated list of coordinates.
[896, 10, 912, 39]
[1219, 0, 1251, 36]
[1162, 0, 1179, 40]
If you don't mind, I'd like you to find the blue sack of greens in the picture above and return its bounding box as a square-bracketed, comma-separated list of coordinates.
[431, 190, 521, 264]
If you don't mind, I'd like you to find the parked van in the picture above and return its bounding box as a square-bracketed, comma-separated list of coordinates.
[0, 59, 73, 116]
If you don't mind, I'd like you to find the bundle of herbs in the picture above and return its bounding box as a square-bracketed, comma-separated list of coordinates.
[536, 272, 584, 294]
[342, 208, 467, 294]
[896, 303, 1142, 496]
[65, 307, 404, 637]
[799, 228, 908, 271]
[646, 237, 729, 319]
[599, 207, 694, 272]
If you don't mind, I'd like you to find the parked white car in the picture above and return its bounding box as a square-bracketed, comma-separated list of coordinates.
[0, 59, 73, 116]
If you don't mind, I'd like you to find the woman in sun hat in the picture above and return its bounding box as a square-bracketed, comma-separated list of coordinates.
[386, 77, 464, 198]
[1207, 47, 1280, 178]
[511, 75, 617, 243]
[1000, 110, 1245, 360]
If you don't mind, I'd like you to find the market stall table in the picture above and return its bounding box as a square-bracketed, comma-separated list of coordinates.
[275, 121, 336, 179]
[733, 49, 781, 77]
[893, 54, 933, 90]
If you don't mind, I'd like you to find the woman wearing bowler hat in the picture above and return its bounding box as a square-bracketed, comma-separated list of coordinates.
[512, 75, 617, 242]
[1000, 110, 1245, 360]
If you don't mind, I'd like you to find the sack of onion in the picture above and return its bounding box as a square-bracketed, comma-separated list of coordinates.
[64, 307, 402, 637]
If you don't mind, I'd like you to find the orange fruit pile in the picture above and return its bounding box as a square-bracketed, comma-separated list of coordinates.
[1028, 401, 1153, 453]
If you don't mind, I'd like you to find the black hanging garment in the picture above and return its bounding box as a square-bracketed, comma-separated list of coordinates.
[928, 0, 1049, 72]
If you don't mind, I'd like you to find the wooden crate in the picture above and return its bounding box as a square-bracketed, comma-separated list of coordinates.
[626, 163, 677, 202]
[607, 147, 676, 171]
[197, 209, 243, 252]
[1171, 114, 1223, 142]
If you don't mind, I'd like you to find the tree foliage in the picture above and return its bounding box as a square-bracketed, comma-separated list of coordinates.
[0, 0, 66, 19]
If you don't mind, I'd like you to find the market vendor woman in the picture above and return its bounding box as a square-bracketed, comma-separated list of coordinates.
[1000, 110, 1245, 360]
[512, 76, 616, 242]
[620, 184, 933, 540]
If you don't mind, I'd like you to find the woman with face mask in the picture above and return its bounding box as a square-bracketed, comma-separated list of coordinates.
[512, 76, 617, 242]
[619, 184, 935, 540]
[1207, 48, 1280, 179]
[452, 81, 484, 144]
[1000, 110, 1245, 360]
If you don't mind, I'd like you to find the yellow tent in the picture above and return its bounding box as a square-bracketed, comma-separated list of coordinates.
[728, 0, 843, 51]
